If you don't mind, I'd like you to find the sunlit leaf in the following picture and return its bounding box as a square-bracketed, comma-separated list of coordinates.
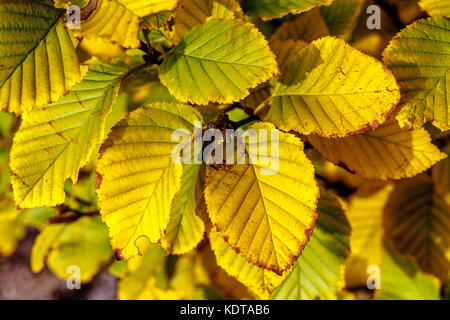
[0, 0, 86, 113]
[159, 19, 279, 105]
[383, 17, 450, 130]
[10, 59, 129, 208]
[97, 102, 203, 260]
[266, 37, 401, 137]
[205, 122, 319, 275]
[309, 118, 446, 180]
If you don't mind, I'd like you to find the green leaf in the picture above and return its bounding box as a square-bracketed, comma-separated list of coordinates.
[161, 163, 205, 254]
[241, 0, 334, 20]
[10, 59, 129, 208]
[159, 19, 280, 105]
[266, 36, 401, 137]
[320, 0, 364, 38]
[383, 17, 450, 131]
[376, 240, 441, 300]
[31, 216, 113, 283]
[271, 188, 351, 300]
[270, 0, 364, 43]
[0, 0, 86, 114]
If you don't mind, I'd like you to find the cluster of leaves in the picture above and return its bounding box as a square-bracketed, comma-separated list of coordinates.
[0, 0, 449, 300]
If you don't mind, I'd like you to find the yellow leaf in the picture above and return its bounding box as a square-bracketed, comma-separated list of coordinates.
[0, 0, 86, 114]
[270, 8, 330, 43]
[97, 102, 203, 260]
[272, 188, 351, 300]
[309, 118, 447, 180]
[10, 59, 129, 208]
[419, 0, 450, 17]
[345, 184, 393, 288]
[117, 244, 178, 299]
[173, 0, 244, 42]
[0, 199, 25, 257]
[204, 122, 319, 275]
[72, 0, 178, 48]
[116, 0, 179, 17]
[159, 19, 280, 105]
[209, 229, 285, 299]
[384, 174, 450, 282]
[266, 37, 401, 137]
[383, 17, 450, 130]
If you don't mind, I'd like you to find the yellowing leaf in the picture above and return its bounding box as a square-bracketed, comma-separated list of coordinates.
[204, 122, 319, 275]
[433, 146, 450, 205]
[271, 188, 351, 300]
[10, 59, 129, 208]
[241, 0, 333, 20]
[97, 102, 203, 260]
[209, 229, 285, 299]
[31, 216, 113, 283]
[159, 19, 279, 105]
[344, 184, 393, 288]
[270, 40, 309, 71]
[0, 0, 86, 114]
[173, 0, 244, 42]
[309, 118, 446, 180]
[118, 244, 177, 299]
[419, 0, 450, 17]
[266, 37, 401, 137]
[383, 17, 450, 130]
[0, 199, 25, 257]
[116, 0, 179, 17]
[376, 240, 441, 300]
[270, 8, 329, 43]
[384, 174, 450, 282]
[270, 0, 364, 43]
[320, 0, 364, 38]
[161, 163, 205, 254]
[73, 0, 177, 48]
